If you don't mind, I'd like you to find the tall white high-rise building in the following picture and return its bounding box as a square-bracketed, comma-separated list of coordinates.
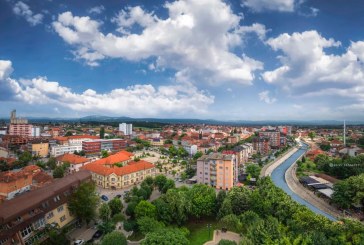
[119, 123, 133, 135]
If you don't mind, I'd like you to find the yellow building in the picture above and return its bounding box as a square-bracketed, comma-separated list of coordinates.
[85, 160, 156, 189]
[31, 142, 49, 158]
[45, 203, 74, 228]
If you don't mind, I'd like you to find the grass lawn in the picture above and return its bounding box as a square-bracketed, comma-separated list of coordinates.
[187, 218, 221, 245]
[127, 231, 145, 241]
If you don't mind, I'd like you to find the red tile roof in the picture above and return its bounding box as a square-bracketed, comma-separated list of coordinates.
[56, 153, 89, 165]
[83, 160, 154, 176]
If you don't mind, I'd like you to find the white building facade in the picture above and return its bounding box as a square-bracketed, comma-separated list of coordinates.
[119, 123, 133, 135]
[51, 145, 82, 157]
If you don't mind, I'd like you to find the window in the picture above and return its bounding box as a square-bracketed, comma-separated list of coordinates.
[41, 201, 49, 208]
[53, 195, 60, 202]
[33, 218, 45, 230]
[64, 190, 71, 196]
[46, 212, 54, 219]
[60, 215, 66, 222]
[21, 225, 32, 238]
[57, 205, 64, 213]
[111, 178, 115, 181]
[16, 216, 22, 222]
[204, 172, 208, 175]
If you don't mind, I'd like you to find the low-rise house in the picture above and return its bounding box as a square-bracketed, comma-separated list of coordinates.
[56, 154, 90, 173]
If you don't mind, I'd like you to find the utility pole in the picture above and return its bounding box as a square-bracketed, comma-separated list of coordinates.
[343, 120, 346, 146]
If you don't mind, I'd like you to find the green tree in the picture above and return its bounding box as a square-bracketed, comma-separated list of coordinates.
[308, 131, 316, 141]
[189, 184, 216, 218]
[98, 220, 115, 234]
[220, 214, 242, 233]
[99, 203, 111, 222]
[19, 151, 32, 165]
[137, 217, 165, 235]
[142, 228, 189, 245]
[101, 150, 109, 158]
[42, 224, 70, 245]
[193, 151, 203, 160]
[246, 164, 261, 179]
[47, 157, 57, 170]
[100, 127, 105, 139]
[154, 175, 167, 192]
[108, 197, 123, 216]
[134, 200, 157, 218]
[161, 179, 175, 194]
[332, 174, 364, 208]
[65, 131, 73, 136]
[68, 182, 99, 224]
[216, 190, 227, 212]
[101, 231, 127, 245]
[53, 166, 65, 178]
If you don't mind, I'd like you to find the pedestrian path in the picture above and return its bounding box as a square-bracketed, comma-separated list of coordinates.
[204, 230, 241, 245]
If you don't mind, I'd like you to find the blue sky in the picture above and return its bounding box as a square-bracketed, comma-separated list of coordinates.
[1, 0, 364, 120]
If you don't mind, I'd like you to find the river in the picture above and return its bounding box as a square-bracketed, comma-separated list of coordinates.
[270, 143, 337, 221]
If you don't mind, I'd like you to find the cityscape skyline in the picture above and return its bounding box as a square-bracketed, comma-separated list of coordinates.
[1, 0, 364, 120]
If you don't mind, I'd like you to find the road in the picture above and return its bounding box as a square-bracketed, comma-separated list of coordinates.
[270, 143, 337, 221]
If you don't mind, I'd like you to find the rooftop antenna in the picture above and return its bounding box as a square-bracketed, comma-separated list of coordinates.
[343, 120, 346, 147]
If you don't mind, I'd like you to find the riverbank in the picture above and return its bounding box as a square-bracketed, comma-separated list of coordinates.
[260, 146, 299, 177]
[285, 161, 343, 220]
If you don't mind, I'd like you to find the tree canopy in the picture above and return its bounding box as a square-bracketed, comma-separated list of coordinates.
[68, 182, 99, 224]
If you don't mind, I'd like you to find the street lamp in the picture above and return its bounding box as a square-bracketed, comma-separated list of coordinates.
[207, 224, 212, 239]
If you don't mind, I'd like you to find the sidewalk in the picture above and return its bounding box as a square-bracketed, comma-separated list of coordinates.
[204, 230, 241, 245]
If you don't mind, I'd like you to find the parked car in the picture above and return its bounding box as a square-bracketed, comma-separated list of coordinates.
[116, 194, 122, 198]
[100, 195, 108, 201]
[74, 240, 84, 245]
[92, 230, 103, 239]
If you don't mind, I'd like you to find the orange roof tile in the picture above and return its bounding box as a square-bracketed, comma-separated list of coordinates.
[83, 160, 154, 177]
[56, 153, 89, 165]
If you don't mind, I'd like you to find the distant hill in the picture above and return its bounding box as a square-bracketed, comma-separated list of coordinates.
[0, 115, 358, 126]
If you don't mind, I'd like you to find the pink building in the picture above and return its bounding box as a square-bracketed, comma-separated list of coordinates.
[197, 153, 238, 190]
[9, 124, 32, 137]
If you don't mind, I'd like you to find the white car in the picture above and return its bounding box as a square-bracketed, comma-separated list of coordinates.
[74, 239, 84, 245]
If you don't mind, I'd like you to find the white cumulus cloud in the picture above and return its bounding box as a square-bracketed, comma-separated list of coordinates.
[258, 90, 277, 104]
[0, 59, 214, 117]
[12, 1, 43, 26]
[241, 0, 295, 12]
[52, 0, 265, 85]
[263, 30, 364, 115]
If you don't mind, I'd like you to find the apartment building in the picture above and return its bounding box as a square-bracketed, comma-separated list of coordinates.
[67, 135, 99, 145]
[51, 145, 82, 157]
[196, 153, 238, 190]
[231, 143, 254, 165]
[119, 123, 133, 136]
[149, 138, 164, 146]
[28, 141, 49, 158]
[83, 151, 155, 189]
[252, 137, 270, 155]
[0, 170, 91, 245]
[82, 139, 127, 154]
[259, 130, 281, 148]
[9, 124, 32, 138]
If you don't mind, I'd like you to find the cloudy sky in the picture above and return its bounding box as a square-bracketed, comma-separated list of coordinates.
[1, 0, 364, 120]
